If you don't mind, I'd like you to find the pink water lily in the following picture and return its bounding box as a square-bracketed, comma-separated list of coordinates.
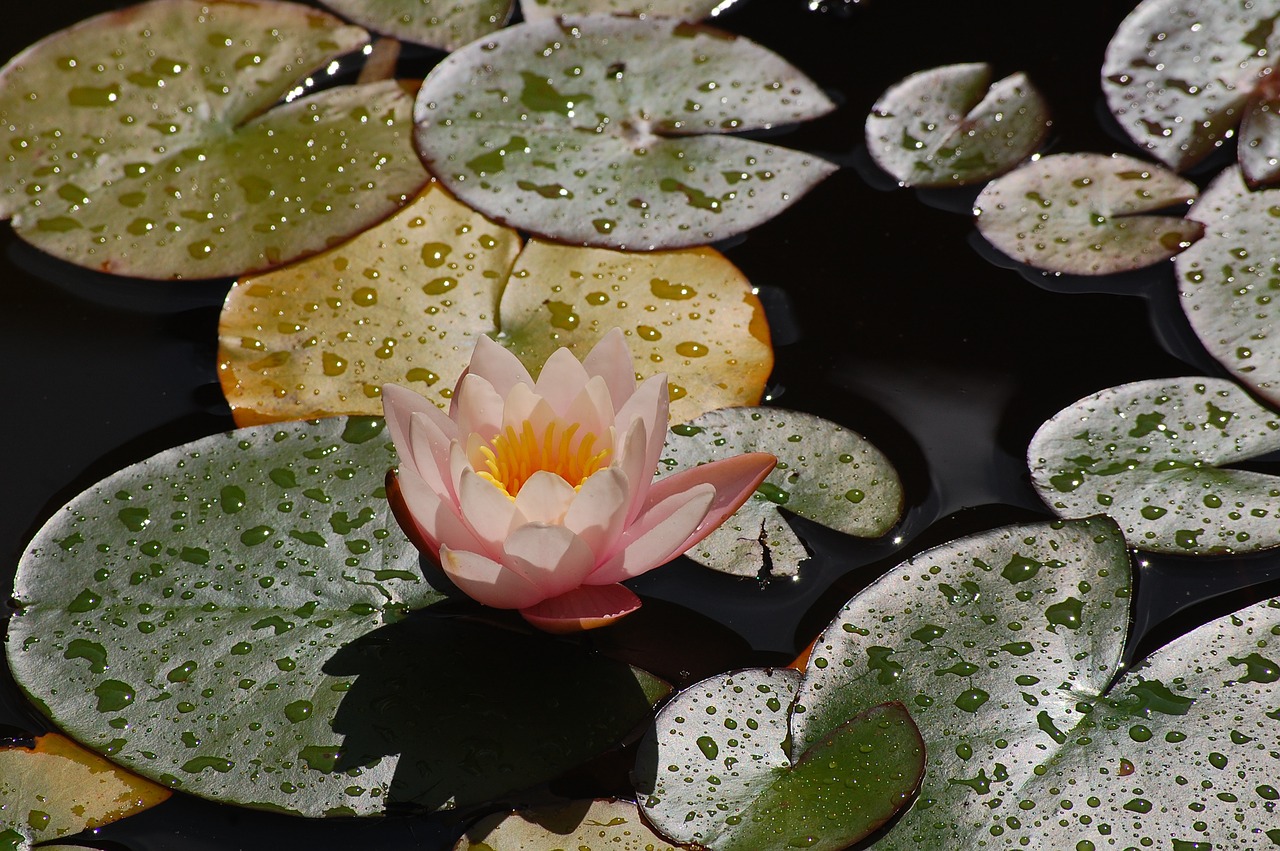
[383, 329, 775, 632]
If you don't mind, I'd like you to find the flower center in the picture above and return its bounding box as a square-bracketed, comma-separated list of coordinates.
[476, 420, 611, 498]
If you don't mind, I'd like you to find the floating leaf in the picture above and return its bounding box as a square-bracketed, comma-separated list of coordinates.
[1028, 377, 1280, 554]
[636, 669, 924, 851]
[654, 408, 901, 577]
[520, 0, 722, 22]
[455, 799, 677, 850]
[219, 183, 521, 426]
[973, 152, 1202, 275]
[498, 240, 773, 423]
[0, 733, 171, 851]
[865, 62, 1049, 187]
[6, 417, 663, 815]
[1102, 0, 1280, 185]
[317, 0, 512, 51]
[1177, 166, 1280, 409]
[414, 15, 836, 249]
[0, 0, 427, 279]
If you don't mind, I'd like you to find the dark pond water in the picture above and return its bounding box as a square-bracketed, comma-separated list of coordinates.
[5, 0, 1280, 848]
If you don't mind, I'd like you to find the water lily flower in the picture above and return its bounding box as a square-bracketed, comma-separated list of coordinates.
[383, 329, 776, 632]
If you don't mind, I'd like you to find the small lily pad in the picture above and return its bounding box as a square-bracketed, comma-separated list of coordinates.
[973, 152, 1202, 275]
[498, 240, 774, 424]
[219, 183, 522, 426]
[317, 0, 512, 51]
[1102, 0, 1280, 184]
[0, 733, 171, 851]
[414, 15, 836, 249]
[0, 0, 427, 279]
[1177, 166, 1280, 409]
[865, 62, 1050, 187]
[455, 799, 677, 850]
[654, 407, 902, 577]
[636, 669, 924, 851]
[520, 0, 723, 21]
[1028, 377, 1280, 554]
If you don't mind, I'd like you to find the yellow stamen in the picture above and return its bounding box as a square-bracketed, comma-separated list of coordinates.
[475, 419, 611, 498]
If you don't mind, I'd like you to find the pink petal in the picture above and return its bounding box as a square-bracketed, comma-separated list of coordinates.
[465, 335, 534, 400]
[520, 583, 642, 633]
[457, 470, 519, 561]
[500, 382, 547, 434]
[617, 418, 655, 526]
[564, 467, 631, 560]
[408, 410, 456, 499]
[513, 470, 578, 525]
[534, 346, 591, 415]
[383, 384, 455, 469]
[503, 524, 599, 598]
[614, 374, 669, 506]
[453, 373, 504, 443]
[395, 465, 485, 559]
[440, 545, 547, 610]
[564, 375, 616, 439]
[582, 328, 637, 411]
[586, 484, 715, 585]
[647, 452, 778, 558]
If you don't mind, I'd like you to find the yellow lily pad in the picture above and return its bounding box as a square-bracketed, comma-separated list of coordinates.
[455, 799, 677, 850]
[0, 733, 171, 851]
[218, 182, 522, 426]
[498, 239, 773, 423]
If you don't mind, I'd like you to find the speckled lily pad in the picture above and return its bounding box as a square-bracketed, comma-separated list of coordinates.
[1029, 377, 1280, 554]
[865, 62, 1049, 187]
[455, 799, 677, 850]
[414, 15, 836, 249]
[317, 0, 512, 51]
[973, 152, 1202, 275]
[0, 0, 427, 279]
[653, 408, 902, 577]
[520, 0, 723, 22]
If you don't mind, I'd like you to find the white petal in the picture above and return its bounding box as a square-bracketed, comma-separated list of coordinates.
[457, 469, 519, 560]
[582, 328, 637, 411]
[564, 467, 631, 560]
[513, 470, 578, 525]
[586, 484, 714, 585]
[440, 545, 546, 610]
[503, 524, 599, 598]
[534, 346, 591, 415]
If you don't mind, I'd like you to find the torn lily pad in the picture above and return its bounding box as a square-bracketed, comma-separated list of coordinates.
[973, 152, 1202, 275]
[636, 669, 924, 851]
[1029, 377, 1280, 554]
[520, 0, 723, 22]
[0, 733, 171, 851]
[1103, 0, 1280, 186]
[498, 240, 773, 424]
[317, 0, 512, 51]
[414, 15, 836, 249]
[654, 408, 901, 578]
[865, 62, 1049, 187]
[0, 0, 427, 279]
[1177, 166, 1280, 409]
[455, 799, 676, 850]
[218, 183, 521, 426]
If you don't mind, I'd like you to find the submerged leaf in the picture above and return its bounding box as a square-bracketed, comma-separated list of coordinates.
[1029, 377, 1280, 554]
[0, 0, 427, 279]
[655, 408, 901, 577]
[520, 0, 723, 21]
[219, 183, 521, 426]
[866, 62, 1049, 187]
[317, 0, 512, 51]
[455, 799, 677, 850]
[498, 241, 773, 423]
[0, 733, 171, 851]
[973, 152, 1201, 275]
[414, 15, 836, 249]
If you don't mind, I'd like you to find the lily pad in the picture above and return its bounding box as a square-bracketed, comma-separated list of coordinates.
[0, 733, 171, 851]
[973, 152, 1202, 275]
[1102, 0, 1280, 185]
[414, 15, 837, 249]
[7, 416, 665, 815]
[1028, 377, 1280, 554]
[653, 408, 902, 577]
[498, 240, 774, 424]
[456, 799, 676, 850]
[218, 183, 522, 426]
[636, 669, 923, 851]
[317, 0, 512, 51]
[865, 62, 1050, 187]
[520, 0, 723, 22]
[1177, 166, 1280, 409]
[0, 0, 427, 279]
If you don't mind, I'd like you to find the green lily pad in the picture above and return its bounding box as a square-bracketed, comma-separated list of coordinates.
[0, 0, 427, 279]
[1177, 166, 1280, 410]
[455, 799, 677, 850]
[414, 15, 836, 250]
[317, 0, 512, 51]
[0, 733, 171, 851]
[865, 62, 1049, 188]
[520, 0, 723, 22]
[654, 408, 902, 577]
[1028, 377, 1280, 554]
[1103, 0, 1280, 185]
[973, 152, 1202, 275]
[636, 669, 924, 851]
[7, 416, 665, 815]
